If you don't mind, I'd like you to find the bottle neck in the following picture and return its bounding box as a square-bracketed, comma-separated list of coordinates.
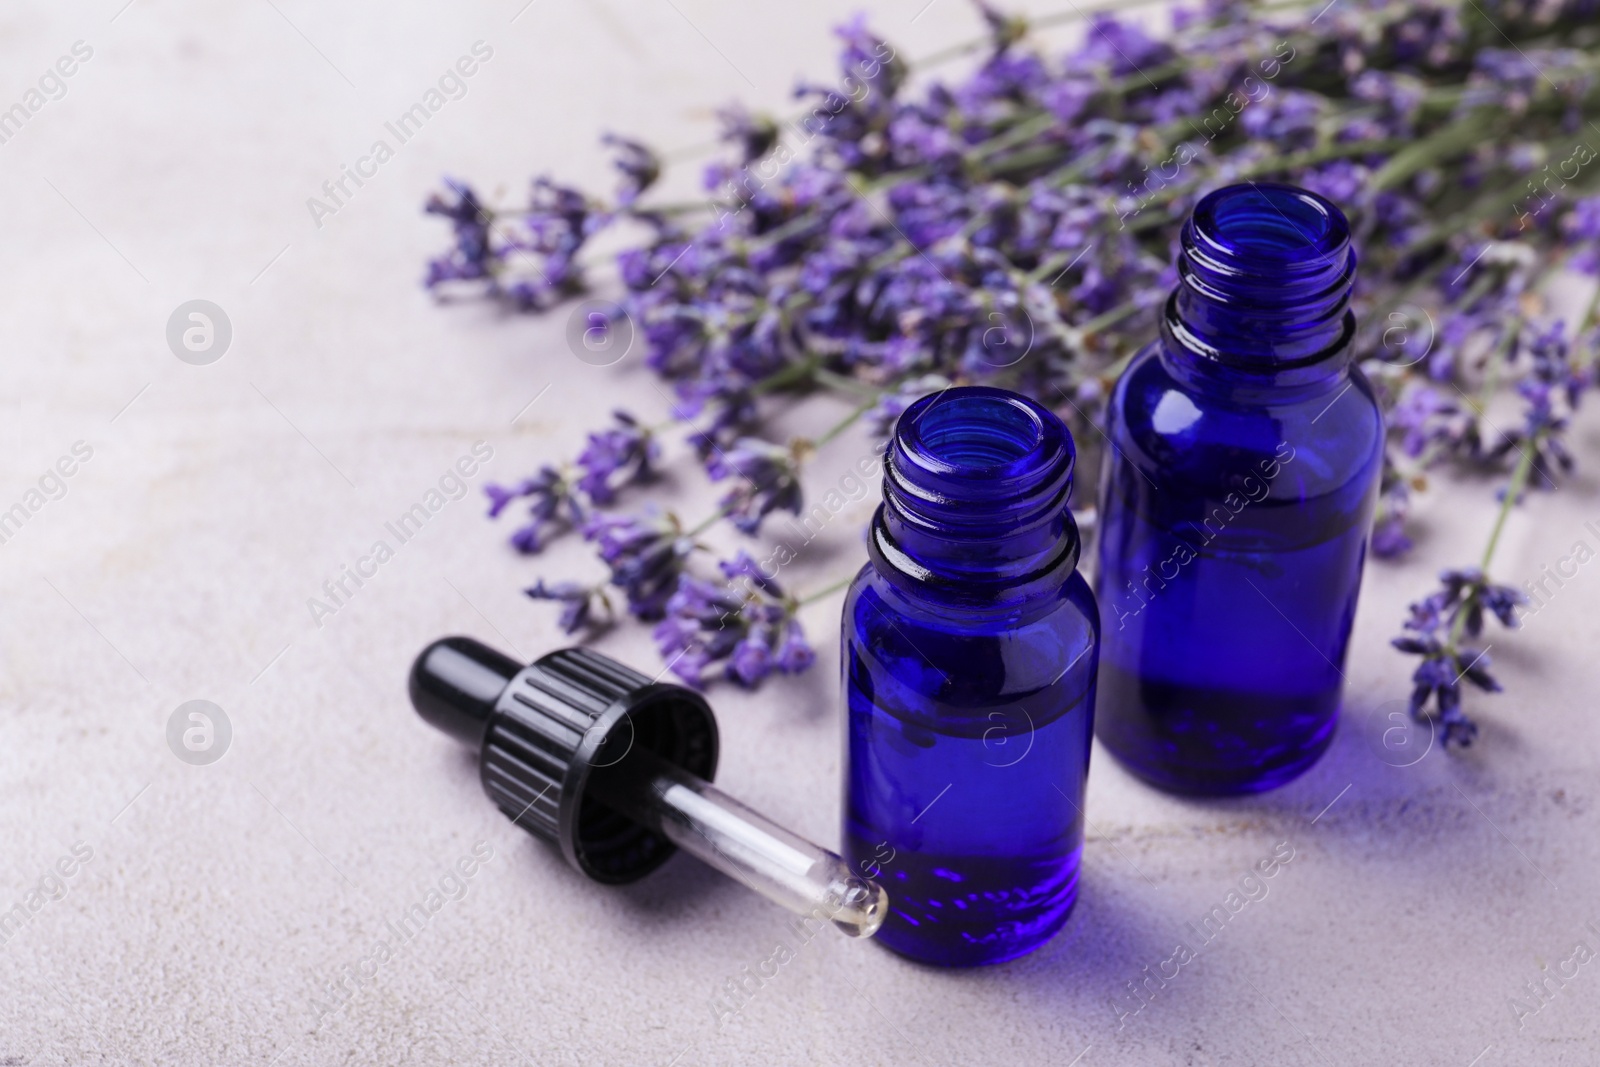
[1159, 182, 1357, 392]
[869, 387, 1079, 605]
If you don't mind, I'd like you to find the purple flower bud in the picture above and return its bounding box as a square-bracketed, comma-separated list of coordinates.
[716, 104, 780, 166]
[1370, 514, 1413, 559]
[485, 466, 584, 554]
[650, 552, 813, 689]
[728, 629, 775, 687]
[705, 437, 805, 534]
[584, 510, 693, 619]
[602, 134, 662, 207]
[576, 410, 659, 505]
[1073, 13, 1171, 76]
[525, 579, 605, 634]
[775, 621, 816, 673]
[1389, 385, 1458, 458]
[423, 178, 494, 288]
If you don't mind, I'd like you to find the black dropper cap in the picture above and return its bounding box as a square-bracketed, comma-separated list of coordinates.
[410, 636, 522, 747]
[409, 636, 718, 884]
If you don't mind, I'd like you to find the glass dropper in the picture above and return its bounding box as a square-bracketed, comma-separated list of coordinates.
[588, 745, 885, 936]
[409, 636, 887, 937]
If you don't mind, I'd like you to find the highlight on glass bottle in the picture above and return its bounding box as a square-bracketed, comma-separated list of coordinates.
[410, 636, 887, 938]
[842, 386, 1099, 967]
[1094, 182, 1384, 795]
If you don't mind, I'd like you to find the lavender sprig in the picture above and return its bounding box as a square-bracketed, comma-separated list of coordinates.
[429, 0, 1600, 724]
[1392, 565, 1523, 747]
[484, 466, 583, 554]
[706, 437, 809, 534]
[576, 410, 660, 505]
[525, 579, 612, 634]
[583, 509, 697, 620]
[653, 551, 822, 689]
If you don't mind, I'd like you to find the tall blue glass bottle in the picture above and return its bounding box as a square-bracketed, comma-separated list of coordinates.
[1095, 183, 1384, 795]
[842, 386, 1098, 967]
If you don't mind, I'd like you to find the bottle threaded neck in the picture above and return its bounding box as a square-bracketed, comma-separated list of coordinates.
[871, 386, 1078, 597]
[1165, 182, 1356, 371]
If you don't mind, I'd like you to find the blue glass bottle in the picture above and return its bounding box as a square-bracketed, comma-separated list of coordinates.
[1094, 183, 1384, 795]
[842, 386, 1098, 967]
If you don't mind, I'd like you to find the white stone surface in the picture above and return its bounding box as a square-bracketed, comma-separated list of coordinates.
[1, 2, 1597, 1065]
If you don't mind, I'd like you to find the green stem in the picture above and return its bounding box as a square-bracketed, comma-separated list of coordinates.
[796, 575, 854, 607]
[1584, 276, 1600, 324]
[1370, 115, 1493, 192]
[1473, 314, 1523, 413]
[1578, 279, 1600, 353]
[751, 355, 824, 395]
[1097, 342, 1143, 384]
[685, 504, 732, 538]
[659, 139, 723, 164]
[1077, 299, 1143, 336]
[1481, 442, 1537, 573]
[1445, 434, 1540, 648]
[964, 112, 1059, 165]
[813, 366, 884, 397]
[812, 397, 876, 447]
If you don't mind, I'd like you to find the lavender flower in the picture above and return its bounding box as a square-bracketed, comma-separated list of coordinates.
[706, 437, 806, 534]
[430, 1, 1600, 721]
[584, 510, 694, 619]
[1388, 384, 1459, 459]
[716, 104, 779, 166]
[652, 550, 814, 688]
[1497, 320, 1591, 487]
[1370, 456, 1414, 559]
[1523, 320, 1590, 416]
[652, 576, 746, 687]
[1461, 48, 1543, 115]
[1564, 197, 1600, 273]
[1391, 567, 1525, 746]
[1391, 633, 1493, 748]
[424, 178, 493, 288]
[1074, 12, 1171, 78]
[832, 14, 904, 109]
[525, 579, 610, 634]
[1239, 90, 1323, 150]
[484, 466, 584, 554]
[502, 177, 602, 309]
[1405, 567, 1524, 639]
[603, 134, 661, 207]
[576, 410, 659, 504]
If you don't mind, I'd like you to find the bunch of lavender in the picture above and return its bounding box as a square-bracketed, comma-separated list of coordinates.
[430, 0, 1600, 743]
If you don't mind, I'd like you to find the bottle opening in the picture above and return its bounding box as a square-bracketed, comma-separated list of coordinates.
[874, 386, 1079, 595]
[900, 391, 1048, 475]
[1167, 181, 1356, 371]
[1190, 182, 1348, 265]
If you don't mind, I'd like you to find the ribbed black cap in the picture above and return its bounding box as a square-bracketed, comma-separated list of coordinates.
[410, 637, 718, 884]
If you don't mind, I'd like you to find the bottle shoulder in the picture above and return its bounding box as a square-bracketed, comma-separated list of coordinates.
[845, 564, 1098, 644]
[844, 566, 1099, 720]
[1105, 341, 1384, 495]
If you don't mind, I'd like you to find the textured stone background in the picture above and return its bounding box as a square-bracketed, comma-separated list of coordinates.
[1, 1, 1596, 1064]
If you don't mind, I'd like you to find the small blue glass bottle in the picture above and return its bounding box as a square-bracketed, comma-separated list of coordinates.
[1094, 183, 1384, 795]
[842, 386, 1098, 967]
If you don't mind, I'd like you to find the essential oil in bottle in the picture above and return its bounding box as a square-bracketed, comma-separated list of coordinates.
[1093, 182, 1384, 795]
[842, 386, 1099, 967]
